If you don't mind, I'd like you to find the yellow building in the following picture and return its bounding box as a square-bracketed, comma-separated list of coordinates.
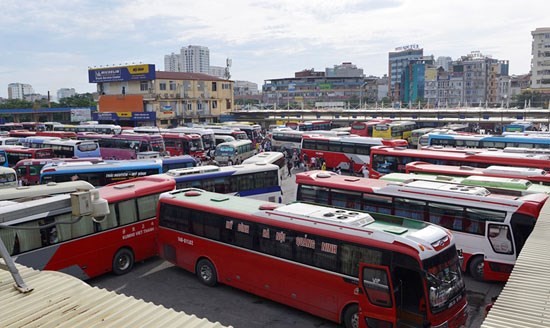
[90, 64, 234, 127]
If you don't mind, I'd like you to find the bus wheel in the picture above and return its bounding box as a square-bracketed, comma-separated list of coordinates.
[469, 255, 484, 281]
[112, 248, 134, 275]
[343, 304, 359, 328]
[196, 259, 218, 287]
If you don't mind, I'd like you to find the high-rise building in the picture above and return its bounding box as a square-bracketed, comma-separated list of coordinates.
[180, 45, 210, 74]
[57, 88, 76, 100]
[7, 83, 34, 100]
[164, 53, 181, 72]
[530, 27, 550, 90]
[388, 45, 423, 102]
[209, 66, 226, 79]
[436, 56, 453, 71]
[325, 62, 364, 78]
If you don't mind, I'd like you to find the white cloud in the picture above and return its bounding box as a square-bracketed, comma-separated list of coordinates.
[1, 0, 548, 97]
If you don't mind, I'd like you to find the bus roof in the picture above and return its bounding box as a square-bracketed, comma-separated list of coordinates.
[242, 152, 284, 165]
[162, 163, 279, 178]
[380, 172, 550, 195]
[41, 160, 162, 174]
[99, 175, 175, 203]
[296, 171, 549, 206]
[160, 188, 450, 259]
[0, 181, 95, 201]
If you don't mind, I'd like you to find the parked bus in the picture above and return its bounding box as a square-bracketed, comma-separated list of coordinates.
[301, 134, 407, 173]
[410, 128, 435, 148]
[158, 163, 282, 203]
[20, 137, 101, 158]
[269, 128, 304, 152]
[21, 122, 46, 131]
[54, 124, 122, 134]
[8, 130, 36, 138]
[296, 170, 548, 282]
[170, 127, 216, 151]
[372, 121, 416, 140]
[369, 146, 550, 179]
[380, 172, 550, 196]
[0, 149, 7, 167]
[0, 137, 21, 146]
[0, 123, 24, 132]
[161, 133, 205, 158]
[425, 133, 550, 150]
[0, 176, 176, 279]
[13, 157, 104, 185]
[214, 135, 235, 146]
[0, 166, 18, 188]
[40, 159, 163, 186]
[214, 139, 255, 165]
[285, 120, 332, 131]
[0, 146, 54, 167]
[157, 188, 467, 328]
[503, 121, 534, 133]
[220, 122, 262, 145]
[160, 155, 197, 173]
[242, 151, 286, 178]
[405, 161, 550, 186]
[350, 119, 392, 137]
[0, 180, 95, 201]
[198, 125, 249, 141]
[77, 133, 165, 159]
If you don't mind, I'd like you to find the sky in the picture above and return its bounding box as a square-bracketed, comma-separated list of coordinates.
[1, 0, 548, 99]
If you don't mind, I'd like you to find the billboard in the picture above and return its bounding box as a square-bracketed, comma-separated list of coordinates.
[88, 64, 155, 83]
[92, 112, 156, 121]
[70, 108, 92, 122]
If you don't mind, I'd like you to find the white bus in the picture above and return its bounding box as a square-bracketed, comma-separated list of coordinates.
[0, 180, 94, 201]
[242, 151, 286, 178]
[0, 167, 18, 189]
[214, 139, 255, 165]
[269, 128, 304, 152]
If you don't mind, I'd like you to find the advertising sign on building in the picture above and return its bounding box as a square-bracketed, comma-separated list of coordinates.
[88, 64, 156, 83]
[70, 108, 92, 122]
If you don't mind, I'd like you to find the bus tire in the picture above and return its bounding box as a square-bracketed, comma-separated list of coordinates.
[196, 259, 218, 287]
[469, 255, 484, 281]
[342, 304, 359, 328]
[112, 248, 134, 275]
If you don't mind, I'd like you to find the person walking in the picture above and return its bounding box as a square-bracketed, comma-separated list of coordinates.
[361, 163, 368, 178]
[287, 159, 293, 177]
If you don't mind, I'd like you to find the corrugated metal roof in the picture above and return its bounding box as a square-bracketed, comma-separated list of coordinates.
[0, 264, 231, 328]
[481, 199, 550, 327]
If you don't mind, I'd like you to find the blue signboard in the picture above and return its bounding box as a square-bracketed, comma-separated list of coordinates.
[88, 64, 156, 83]
[92, 112, 156, 122]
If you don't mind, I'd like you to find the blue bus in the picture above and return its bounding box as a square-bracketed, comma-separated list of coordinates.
[158, 163, 283, 203]
[160, 155, 197, 172]
[20, 137, 101, 158]
[0, 149, 8, 167]
[503, 121, 534, 132]
[426, 133, 550, 149]
[40, 159, 163, 186]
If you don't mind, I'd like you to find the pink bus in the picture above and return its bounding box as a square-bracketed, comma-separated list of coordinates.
[77, 133, 166, 160]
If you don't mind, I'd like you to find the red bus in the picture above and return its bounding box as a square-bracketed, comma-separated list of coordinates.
[369, 146, 550, 179]
[8, 130, 36, 137]
[157, 188, 467, 328]
[1, 176, 176, 280]
[14, 157, 104, 185]
[301, 134, 407, 173]
[405, 161, 550, 186]
[350, 119, 392, 137]
[295, 170, 548, 282]
[0, 146, 54, 167]
[161, 133, 205, 158]
[77, 133, 166, 159]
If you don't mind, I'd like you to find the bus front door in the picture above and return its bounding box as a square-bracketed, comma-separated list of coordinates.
[358, 263, 397, 328]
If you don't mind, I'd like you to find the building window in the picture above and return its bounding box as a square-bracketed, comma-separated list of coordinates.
[160, 82, 167, 91]
[197, 102, 203, 111]
[212, 101, 217, 109]
[169, 81, 176, 91]
[187, 103, 192, 111]
[140, 81, 149, 91]
[212, 82, 217, 91]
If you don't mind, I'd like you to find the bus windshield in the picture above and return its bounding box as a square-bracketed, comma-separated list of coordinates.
[423, 246, 465, 313]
